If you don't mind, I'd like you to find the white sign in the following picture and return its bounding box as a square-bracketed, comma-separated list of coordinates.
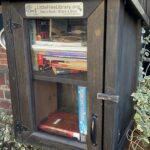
[25, 3, 84, 17]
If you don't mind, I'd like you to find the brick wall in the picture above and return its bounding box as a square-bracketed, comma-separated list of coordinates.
[0, 47, 11, 113]
[0, 47, 7, 66]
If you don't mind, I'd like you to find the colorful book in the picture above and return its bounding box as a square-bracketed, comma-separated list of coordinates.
[78, 86, 87, 142]
[37, 51, 87, 59]
[51, 63, 87, 71]
[37, 54, 87, 71]
[38, 112, 80, 140]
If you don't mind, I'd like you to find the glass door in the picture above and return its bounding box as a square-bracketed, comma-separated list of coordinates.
[28, 18, 88, 142]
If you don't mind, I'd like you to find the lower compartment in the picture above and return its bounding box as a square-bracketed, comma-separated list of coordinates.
[33, 80, 87, 142]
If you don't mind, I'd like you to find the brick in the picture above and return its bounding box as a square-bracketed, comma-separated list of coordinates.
[0, 47, 6, 52]
[0, 54, 7, 59]
[0, 60, 8, 65]
[0, 100, 11, 110]
[0, 58, 7, 61]
[4, 90, 11, 99]
[0, 48, 6, 53]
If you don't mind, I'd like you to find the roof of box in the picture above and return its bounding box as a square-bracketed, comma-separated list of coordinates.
[0, 0, 150, 26]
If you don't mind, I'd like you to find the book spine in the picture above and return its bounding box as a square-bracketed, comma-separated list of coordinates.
[32, 44, 87, 52]
[35, 41, 83, 47]
[51, 63, 87, 71]
[39, 124, 80, 140]
[44, 56, 87, 62]
[38, 51, 87, 59]
[78, 86, 87, 142]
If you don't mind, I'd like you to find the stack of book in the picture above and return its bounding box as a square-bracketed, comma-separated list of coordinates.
[32, 42, 87, 75]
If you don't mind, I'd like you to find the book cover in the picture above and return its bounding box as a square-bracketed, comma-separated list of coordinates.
[38, 112, 80, 140]
[78, 86, 87, 140]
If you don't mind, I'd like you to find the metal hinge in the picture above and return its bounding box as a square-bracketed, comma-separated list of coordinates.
[15, 121, 28, 134]
[7, 19, 21, 32]
[97, 93, 119, 103]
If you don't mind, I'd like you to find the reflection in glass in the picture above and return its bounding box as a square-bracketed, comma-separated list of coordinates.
[29, 19, 87, 75]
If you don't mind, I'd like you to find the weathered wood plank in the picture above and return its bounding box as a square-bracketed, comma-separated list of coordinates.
[87, 1, 105, 150]
[10, 4, 34, 132]
[1, 1, 22, 140]
[104, 0, 141, 149]
[104, 0, 123, 148]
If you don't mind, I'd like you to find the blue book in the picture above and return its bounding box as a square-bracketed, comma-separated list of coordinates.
[29, 20, 36, 44]
[78, 86, 87, 139]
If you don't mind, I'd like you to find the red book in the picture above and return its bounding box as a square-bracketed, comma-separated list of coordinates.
[38, 112, 80, 140]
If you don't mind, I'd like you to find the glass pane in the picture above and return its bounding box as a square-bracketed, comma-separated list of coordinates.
[29, 19, 88, 142]
[34, 81, 87, 142]
[29, 19, 87, 75]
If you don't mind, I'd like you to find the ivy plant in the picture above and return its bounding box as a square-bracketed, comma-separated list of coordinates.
[130, 28, 150, 148]
[132, 76, 150, 145]
[0, 108, 42, 150]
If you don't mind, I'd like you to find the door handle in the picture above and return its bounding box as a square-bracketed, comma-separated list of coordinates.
[90, 114, 97, 146]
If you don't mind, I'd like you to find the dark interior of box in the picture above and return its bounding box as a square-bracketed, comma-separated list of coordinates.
[33, 80, 79, 139]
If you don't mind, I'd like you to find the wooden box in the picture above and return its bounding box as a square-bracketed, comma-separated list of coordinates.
[1, 0, 150, 150]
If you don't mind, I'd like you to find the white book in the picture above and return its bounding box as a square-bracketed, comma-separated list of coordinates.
[32, 44, 87, 52]
[35, 41, 86, 47]
[44, 56, 87, 62]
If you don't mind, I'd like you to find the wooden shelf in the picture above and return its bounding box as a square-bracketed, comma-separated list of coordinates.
[33, 71, 87, 86]
[25, 131, 87, 150]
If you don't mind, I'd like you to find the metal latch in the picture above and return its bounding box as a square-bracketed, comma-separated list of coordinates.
[97, 93, 119, 103]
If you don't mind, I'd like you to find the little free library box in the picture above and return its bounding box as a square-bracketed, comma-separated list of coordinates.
[1, 0, 150, 150]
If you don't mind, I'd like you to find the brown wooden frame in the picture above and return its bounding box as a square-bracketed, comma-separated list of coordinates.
[1, 0, 146, 149]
